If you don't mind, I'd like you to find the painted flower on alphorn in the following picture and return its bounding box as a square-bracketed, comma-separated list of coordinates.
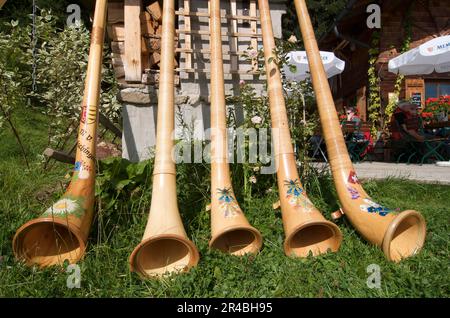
[217, 188, 240, 218]
[360, 198, 391, 217]
[74, 161, 92, 181]
[284, 179, 312, 212]
[347, 185, 360, 200]
[43, 196, 84, 218]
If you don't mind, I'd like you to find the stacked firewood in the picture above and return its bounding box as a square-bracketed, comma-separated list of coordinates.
[107, 0, 178, 84]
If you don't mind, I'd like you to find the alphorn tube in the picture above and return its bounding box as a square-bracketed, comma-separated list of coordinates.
[208, 0, 262, 255]
[294, 0, 426, 262]
[12, 0, 108, 267]
[129, 0, 199, 277]
[258, 0, 342, 257]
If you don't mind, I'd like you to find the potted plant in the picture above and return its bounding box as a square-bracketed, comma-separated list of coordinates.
[422, 96, 450, 123]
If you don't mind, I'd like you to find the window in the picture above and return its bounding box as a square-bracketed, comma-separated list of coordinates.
[425, 80, 450, 99]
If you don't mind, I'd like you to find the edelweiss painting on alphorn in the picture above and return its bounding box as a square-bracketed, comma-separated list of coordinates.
[129, 0, 200, 278]
[208, 0, 262, 255]
[13, 0, 108, 267]
[258, 0, 342, 257]
[294, 0, 426, 261]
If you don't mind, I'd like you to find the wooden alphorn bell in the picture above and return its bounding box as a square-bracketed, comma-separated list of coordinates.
[13, 0, 108, 267]
[208, 0, 262, 255]
[293, 0, 426, 261]
[258, 0, 342, 257]
[129, 0, 200, 277]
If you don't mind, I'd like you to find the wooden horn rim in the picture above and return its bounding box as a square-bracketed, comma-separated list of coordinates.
[209, 225, 263, 256]
[12, 217, 86, 267]
[382, 210, 427, 262]
[129, 234, 200, 278]
[284, 220, 342, 257]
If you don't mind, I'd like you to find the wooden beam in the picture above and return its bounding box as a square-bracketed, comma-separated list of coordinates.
[175, 68, 260, 75]
[175, 11, 259, 21]
[229, 0, 239, 72]
[250, 0, 258, 72]
[176, 29, 262, 37]
[43, 148, 76, 165]
[183, 0, 192, 70]
[99, 113, 122, 138]
[124, 0, 143, 82]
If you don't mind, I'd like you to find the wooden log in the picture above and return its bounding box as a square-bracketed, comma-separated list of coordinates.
[108, 2, 124, 24]
[124, 0, 143, 82]
[145, 38, 161, 51]
[113, 65, 125, 78]
[111, 41, 124, 54]
[149, 52, 161, 68]
[107, 23, 124, 41]
[140, 11, 155, 36]
[146, 1, 162, 23]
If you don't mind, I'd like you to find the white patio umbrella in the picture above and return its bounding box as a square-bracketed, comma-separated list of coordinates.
[282, 51, 345, 160]
[282, 51, 345, 120]
[388, 35, 450, 166]
[283, 50, 346, 81]
[388, 35, 450, 75]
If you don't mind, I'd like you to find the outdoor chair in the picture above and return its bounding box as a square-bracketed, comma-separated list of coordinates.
[342, 121, 370, 163]
[389, 119, 448, 164]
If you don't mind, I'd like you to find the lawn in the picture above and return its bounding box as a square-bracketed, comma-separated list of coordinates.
[0, 106, 449, 298]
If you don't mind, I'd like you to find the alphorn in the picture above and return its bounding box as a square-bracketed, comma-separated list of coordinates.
[129, 0, 200, 277]
[208, 0, 262, 255]
[293, 0, 426, 262]
[12, 0, 108, 266]
[258, 0, 342, 257]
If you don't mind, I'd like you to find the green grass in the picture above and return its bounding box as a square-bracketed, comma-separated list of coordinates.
[0, 106, 449, 298]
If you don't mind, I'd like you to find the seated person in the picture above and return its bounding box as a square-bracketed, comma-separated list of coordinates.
[343, 106, 364, 142]
[345, 106, 361, 125]
[391, 100, 450, 160]
[390, 100, 426, 142]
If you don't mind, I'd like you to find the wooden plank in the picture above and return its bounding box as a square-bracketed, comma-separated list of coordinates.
[183, 0, 192, 70]
[43, 148, 76, 165]
[146, 0, 162, 23]
[99, 113, 122, 138]
[250, 0, 258, 72]
[175, 68, 260, 75]
[172, 48, 250, 55]
[124, 0, 142, 82]
[108, 2, 124, 24]
[175, 10, 259, 21]
[229, 0, 239, 72]
[176, 29, 262, 37]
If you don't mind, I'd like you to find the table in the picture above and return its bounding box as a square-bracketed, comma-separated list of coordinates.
[424, 121, 450, 130]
